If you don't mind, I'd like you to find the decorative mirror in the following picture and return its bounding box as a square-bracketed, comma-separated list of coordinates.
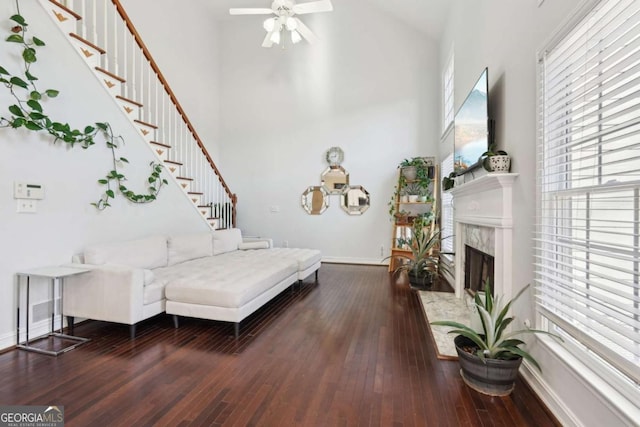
[301, 186, 329, 215]
[321, 166, 349, 194]
[340, 185, 370, 215]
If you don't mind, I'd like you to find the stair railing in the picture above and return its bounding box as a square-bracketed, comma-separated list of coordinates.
[51, 0, 236, 228]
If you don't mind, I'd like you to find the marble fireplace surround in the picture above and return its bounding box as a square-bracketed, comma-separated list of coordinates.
[449, 173, 519, 300]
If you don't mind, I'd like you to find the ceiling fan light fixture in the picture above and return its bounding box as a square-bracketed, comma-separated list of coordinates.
[263, 17, 276, 32]
[285, 17, 298, 31]
[270, 30, 281, 44]
[291, 29, 302, 44]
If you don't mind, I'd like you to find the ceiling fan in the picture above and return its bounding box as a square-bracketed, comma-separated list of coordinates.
[229, 0, 333, 48]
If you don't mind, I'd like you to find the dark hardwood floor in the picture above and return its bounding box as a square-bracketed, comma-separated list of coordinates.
[0, 264, 558, 426]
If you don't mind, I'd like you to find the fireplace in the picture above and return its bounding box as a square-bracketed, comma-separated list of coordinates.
[450, 173, 518, 300]
[464, 245, 494, 294]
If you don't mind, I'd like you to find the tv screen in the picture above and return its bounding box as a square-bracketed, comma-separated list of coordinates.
[454, 68, 489, 175]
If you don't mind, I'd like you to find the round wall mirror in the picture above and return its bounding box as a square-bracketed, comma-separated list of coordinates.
[341, 185, 370, 215]
[301, 186, 329, 215]
[321, 166, 349, 194]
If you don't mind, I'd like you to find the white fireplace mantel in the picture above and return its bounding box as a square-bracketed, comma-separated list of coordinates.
[450, 173, 519, 299]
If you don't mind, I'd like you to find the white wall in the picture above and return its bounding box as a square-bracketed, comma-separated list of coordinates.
[217, 0, 440, 261]
[0, 1, 208, 350]
[119, 0, 222, 161]
[439, 0, 638, 425]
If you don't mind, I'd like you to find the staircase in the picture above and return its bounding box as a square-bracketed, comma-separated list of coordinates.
[39, 0, 236, 229]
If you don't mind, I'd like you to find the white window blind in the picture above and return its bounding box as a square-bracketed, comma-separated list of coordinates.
[536, 0, 640, 390]
[441, 154, 454, 254]
[443, 53, 455, 132]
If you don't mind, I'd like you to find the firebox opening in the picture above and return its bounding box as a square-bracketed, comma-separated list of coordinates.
[464, 245, 494, 296]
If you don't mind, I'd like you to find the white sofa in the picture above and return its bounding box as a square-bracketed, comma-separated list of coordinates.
[63, 229, 321, 338]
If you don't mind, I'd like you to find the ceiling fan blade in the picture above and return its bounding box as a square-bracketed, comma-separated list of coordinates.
[262, 30, 276, 48]
[293, 0, 333, 15]
[294, 18, 319, 44]
[229, 8, 273, 15]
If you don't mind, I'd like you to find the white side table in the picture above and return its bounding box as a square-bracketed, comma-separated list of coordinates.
[16, 266, 91, 356]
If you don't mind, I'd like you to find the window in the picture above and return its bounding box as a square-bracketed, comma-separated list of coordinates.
[536, 0, 640, 394]
[443, 52, 454, 133]
[441, 153, 454, 254]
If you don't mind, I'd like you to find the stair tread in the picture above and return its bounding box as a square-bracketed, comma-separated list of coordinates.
[95, 67, 125, 83]
[134, 119, 158, 129]
[49, 0, 82, 21]
[69, 33, 106, 54]
[164, 160, 183, 165]
[188, 192, 204, 195]
[176, 177, 194, 181]
[115, 95, 143, 107]
[149, 141, 171, 148]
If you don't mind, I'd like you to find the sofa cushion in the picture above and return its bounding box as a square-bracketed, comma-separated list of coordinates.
[84, 236, 168, 269]
[162, 254, 297, 308]
[213, 228, 243, 255]
[168, 232, 214, 266]
[143, 269, 155, 285]
[238, 241, 270, 250]
[267, 248, 323, 270]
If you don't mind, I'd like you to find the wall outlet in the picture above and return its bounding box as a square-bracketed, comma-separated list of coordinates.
[524, 319, 531, 328]
[270, 205, 280, 213]
[283, 240, 289, 248]
[16, 199, 37, 213]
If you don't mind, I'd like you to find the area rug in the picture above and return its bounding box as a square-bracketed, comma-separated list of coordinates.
[418, 291, 472, 359]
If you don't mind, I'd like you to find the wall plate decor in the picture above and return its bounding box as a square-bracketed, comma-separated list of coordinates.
[321, 166, 349, 194]
[301, 186, 329, 215]
[340, 185, 370, 215]
[325, 146, 344, 167]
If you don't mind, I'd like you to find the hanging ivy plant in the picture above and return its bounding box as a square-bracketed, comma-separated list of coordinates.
[0, 4, 167, 210]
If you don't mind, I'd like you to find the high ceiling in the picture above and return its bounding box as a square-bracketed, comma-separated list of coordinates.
[213, 0, 452, 41]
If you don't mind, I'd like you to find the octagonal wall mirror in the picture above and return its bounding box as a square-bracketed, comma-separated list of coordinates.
[301, 186, 329, 215]
[321, 166, 349, 194]
[341, 185, 370, 215]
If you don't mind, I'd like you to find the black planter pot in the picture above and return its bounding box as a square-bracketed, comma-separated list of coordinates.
[454, 335, 523, 396]
[408, 271, 433, 290]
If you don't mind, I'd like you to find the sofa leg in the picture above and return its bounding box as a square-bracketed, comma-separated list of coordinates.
[315, 270, 318, 283]
[172, 315, 179, 329]
[234, 323, 240, 339]
[66, 316, 75, 335]
[129, 324, 136, 339]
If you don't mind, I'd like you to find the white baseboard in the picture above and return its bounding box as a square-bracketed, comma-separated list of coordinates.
[520, 337, 640, 427]
[322, 256, 388, 266]
[520, 360, 581, 427]
[0, 317, 62, 351]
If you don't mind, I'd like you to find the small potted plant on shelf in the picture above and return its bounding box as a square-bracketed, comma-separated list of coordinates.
[398, 158, 421, 181]
[384, 221, 443, 290]
[480, 143, 511, 172]
[431, 281, 562, 396]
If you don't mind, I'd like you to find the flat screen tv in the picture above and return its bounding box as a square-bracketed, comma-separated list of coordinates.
[454, 68, 489, 175]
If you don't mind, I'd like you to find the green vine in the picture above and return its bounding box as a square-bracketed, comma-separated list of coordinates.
[0, 6, 167, 210]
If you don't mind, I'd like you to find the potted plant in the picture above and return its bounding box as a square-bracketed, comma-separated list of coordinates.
[480, 144, 511, 172]
[431, 282, 562, 396]
[398, 158, 421, 180]
[385, 221, 443, 290]
[442, 171, 456, 191]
